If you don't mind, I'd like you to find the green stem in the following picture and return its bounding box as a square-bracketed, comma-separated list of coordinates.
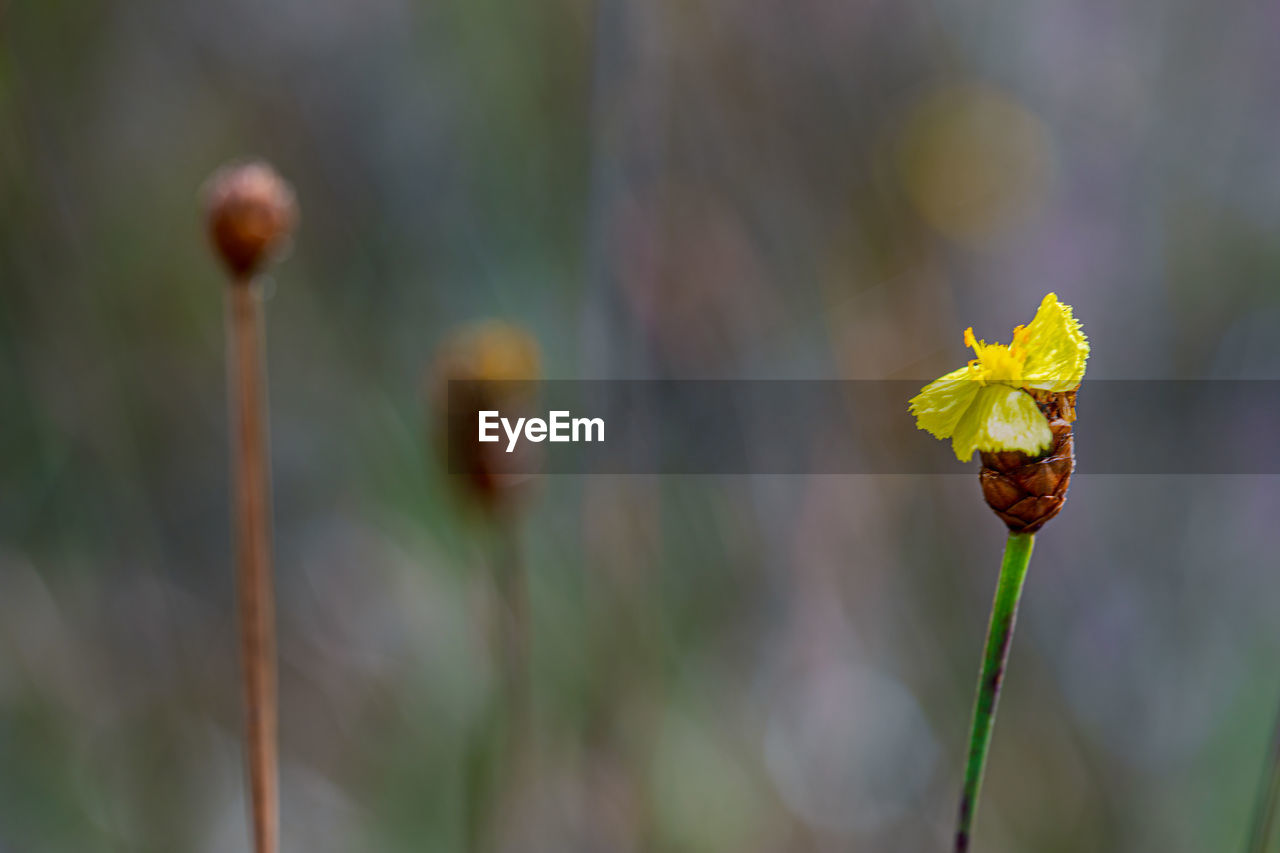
[465, 514, 529, 853]
[955, 531, 1035, 853]
[493, 515, 530, 735]
[1247, 701, 1280, 853]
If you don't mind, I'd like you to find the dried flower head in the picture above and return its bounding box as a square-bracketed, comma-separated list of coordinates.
[205, 161, 297, 279]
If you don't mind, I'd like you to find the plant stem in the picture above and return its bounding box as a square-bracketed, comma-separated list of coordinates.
[228, 280, 278, 853]
[464, 514, 529, 853]
[1247, 700, 1280, 853]
[955, 531, 1035, 852]
[493, 514, 530, 732]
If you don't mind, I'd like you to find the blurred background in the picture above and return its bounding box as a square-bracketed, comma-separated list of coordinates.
[4, 0, 1280, 850]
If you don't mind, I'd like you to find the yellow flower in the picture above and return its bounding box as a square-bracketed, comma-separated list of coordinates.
[910, 293, 1088, 461]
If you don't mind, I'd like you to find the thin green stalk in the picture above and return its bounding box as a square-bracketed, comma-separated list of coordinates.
[1247, 701, 1280, 853]
[955, 531, 1035, 852]
[492, 515, 530, 732]
[464, 514, 529, 853]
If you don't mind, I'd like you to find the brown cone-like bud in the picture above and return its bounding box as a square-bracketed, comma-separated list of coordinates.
[205, 161, 297, 279]
[979, 389, 1077, 533]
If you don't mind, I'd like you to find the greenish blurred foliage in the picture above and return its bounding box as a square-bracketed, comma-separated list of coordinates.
[4, 0, 1280, 850]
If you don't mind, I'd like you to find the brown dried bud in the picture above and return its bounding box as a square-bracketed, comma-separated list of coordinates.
[979, 390, 1077, 533]
[205, 161, 297, 279]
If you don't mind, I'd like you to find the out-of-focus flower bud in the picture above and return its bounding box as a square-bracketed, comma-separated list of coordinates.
[429, 321, 541, 514]
[205, 161, 297, 279]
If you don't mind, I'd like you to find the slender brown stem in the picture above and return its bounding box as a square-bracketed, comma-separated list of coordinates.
[228, 280, 279, 853]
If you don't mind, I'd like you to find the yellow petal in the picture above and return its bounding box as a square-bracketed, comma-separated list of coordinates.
[909, 367, 982, 441]
[1018, 292, 1089, 391]
[950, 385, 1052, 462]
